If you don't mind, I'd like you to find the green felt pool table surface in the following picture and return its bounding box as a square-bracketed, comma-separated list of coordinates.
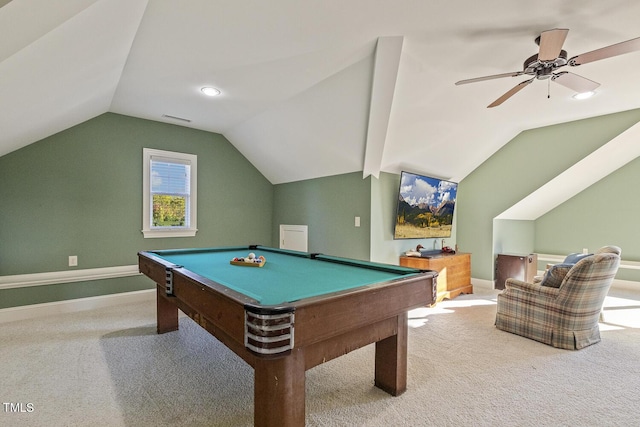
[147, 246, 422, 305]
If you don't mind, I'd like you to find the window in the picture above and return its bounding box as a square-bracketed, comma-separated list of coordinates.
[142, 148, 197, 238]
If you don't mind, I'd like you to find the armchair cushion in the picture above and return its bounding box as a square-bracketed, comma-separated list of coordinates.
[563, 252, 592, 264]
[539, 263, 573, 288]
[538, 252, 593, 288]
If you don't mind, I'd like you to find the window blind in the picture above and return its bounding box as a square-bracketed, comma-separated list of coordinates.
[150, 158, 191, 196]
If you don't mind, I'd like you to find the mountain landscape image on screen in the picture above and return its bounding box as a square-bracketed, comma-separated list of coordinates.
[394, 172, 457, 239]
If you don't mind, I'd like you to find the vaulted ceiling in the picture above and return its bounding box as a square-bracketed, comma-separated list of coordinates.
[2, 0, 640, 191]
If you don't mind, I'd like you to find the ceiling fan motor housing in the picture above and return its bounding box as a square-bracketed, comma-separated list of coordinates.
[523, 50, 568, 79]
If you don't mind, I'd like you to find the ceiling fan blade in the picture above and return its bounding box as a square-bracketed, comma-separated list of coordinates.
[487, 78, 534, 108]
[455, 71, 524, 85]
[538, 28, 569, 61]
[552, 71, 600, 93]
[569, 36, 640, 66]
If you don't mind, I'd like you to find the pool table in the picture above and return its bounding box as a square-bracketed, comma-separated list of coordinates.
[138, 245, 437, 427]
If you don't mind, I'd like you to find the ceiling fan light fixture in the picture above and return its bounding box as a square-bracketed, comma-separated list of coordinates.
[201, 87, 221, 97]
[573, 91, 595, 100]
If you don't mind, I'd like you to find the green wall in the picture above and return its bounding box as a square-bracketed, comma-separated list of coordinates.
[0, 113, 274, 308]
[493, 219, 535, 255]
[272, 171, 458, 266]
[535, 156, 640, 281]
[273, 172, 371, 260]
[457, 108, 640, 281]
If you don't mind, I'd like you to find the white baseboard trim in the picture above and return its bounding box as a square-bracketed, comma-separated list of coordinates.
[2, 275, 635, 325]
[471, 278, 495, 290]
[0, 289, 155, 324]
[609, 278, 640, 293]
[472, 276, 638, 293]
[0, 264, 141, 290]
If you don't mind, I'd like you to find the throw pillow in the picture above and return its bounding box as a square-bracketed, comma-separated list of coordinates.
[563, 252, 592, 264]
[539, 263, 573, 288]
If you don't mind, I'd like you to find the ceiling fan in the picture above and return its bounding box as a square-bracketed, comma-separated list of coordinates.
[455, 28, 640, 108]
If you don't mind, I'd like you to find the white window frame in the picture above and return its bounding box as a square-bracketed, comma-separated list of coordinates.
[142, 148, 197, 238]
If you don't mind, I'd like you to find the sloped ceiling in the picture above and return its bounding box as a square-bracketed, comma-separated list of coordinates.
[2, 0, 640, 197]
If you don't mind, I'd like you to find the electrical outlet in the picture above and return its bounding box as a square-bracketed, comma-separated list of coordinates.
[355, 216, 361, 227]
[69, 255, 78, 267]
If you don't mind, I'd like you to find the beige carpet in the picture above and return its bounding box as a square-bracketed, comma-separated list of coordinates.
[1, 288, 639, 426]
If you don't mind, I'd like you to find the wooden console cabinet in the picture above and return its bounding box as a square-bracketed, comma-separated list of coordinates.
[399, 253, 472, 303]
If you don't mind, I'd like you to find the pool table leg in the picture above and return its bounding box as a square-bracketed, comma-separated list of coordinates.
[254, 347, 305, 427]
[374, 312, 408, 396]
[156, 285, 179, 334]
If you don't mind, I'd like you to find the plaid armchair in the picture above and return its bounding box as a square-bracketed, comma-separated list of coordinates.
[495, 246, 621, 350]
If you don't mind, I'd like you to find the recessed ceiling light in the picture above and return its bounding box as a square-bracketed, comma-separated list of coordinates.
[201, 87, 221, 97]
[573, 91, 595, 100]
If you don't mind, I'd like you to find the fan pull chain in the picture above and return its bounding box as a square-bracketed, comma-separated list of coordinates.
[548, 79, 551, 99]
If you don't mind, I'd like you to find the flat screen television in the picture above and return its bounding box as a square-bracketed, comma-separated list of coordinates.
[393, 171, 458, 239]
